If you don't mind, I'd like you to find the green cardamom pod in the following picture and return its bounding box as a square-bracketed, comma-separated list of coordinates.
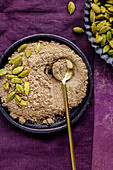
[101, 34, 107, 47]
[100, 6, 106, 13]
[108, 49, 113, 55]
[103, 45, 110, 53]
[13, 58, 23, 69]
[12, 66, 24, 75]
[97, 20, 106, 31]
[96, 14, 104, 20]
[93, 36, 103, 43]
[108, 6, 113, 13]
[11, 78, 22, 84]
[10, 55, 21, 64]
[7, 91, 16, 102]
[15, 94, 22, 103]
[91, 3, 101, 14]
[24, 81, 30, 96]
[6, 75, 18, 80]
[16, 84, 24, 95]
[104, 12, 110, 20]
[18, 44, 28, 53]
[4, 82, 10, 90]
[94, 0, 98, 3]
[99, 26, 110, 34]
[15, 98, 27, 106]
[109, 17, 113, 23]
[0, 68, 8, 76]
[35, 43, 41, 53]
[18, 69, 30, 78]
[109, 40, 113, 48]
[10, 82, 15, 88]
[68, 1, 75, 15]
[91, 22, 97, 35]
[25, 48, 31, 58]
[90, 9, 95, 23]
[106, 31, 112, 42]
[73, 27, 84, 33]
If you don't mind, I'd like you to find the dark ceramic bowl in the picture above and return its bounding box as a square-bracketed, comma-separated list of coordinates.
[84, 0, 113, 66]
[0, 34, 93, 134]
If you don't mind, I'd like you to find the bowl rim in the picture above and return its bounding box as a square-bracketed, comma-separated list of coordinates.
[0, 34, 93, 134]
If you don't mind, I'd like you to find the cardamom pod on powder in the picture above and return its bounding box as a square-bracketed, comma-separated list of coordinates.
[0, 69, 8, 76]
[18, 44, 28, 53]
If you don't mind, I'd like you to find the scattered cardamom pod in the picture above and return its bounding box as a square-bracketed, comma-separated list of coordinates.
[4, 82, 10, 90]
[101, 34, 106, 47]
[107, 0, 113, 5]
[16, 84, 24, 95]
[104, 13, 110, 19]
[108, 49, 113, 55]
[91, 3, 101, 14]
[97, 2, 101, 6]
[100, 6, 106, 13]
[90, 0, 113, 56]
[35, 43, 41, 53]
[97, 20, 106, 31]
[18, 44, 28, 53]
[105, 4, 112, 8]
[99, 26, 110, 34]
[68, 1, 75, 15]
[0, 68, 8, 76]
[96, 14, 104, 20]
[91, 22, 97, 34]
[106, 31, 112, 41]
[73, 27, 84, 33]
[108, 6, 113, 12]
[12, 66, 24, 75]
[94, 0, 99, 3]
[18, 69, 30, 78]
[11, 78, 22, 84]
[103, 45, 110, 53]
[109, 17, 113, 23]
[106, 21, 112, 26]
[7, 91, 16, 102]
[24, 81, 30, 96]
[111, 29, 113, 34]
[93, 36, 103, 43]
[109, 40, 113, 48]
[25, 48, 31, 58]
[10, 55, 21, 64]
[90, 9, 96, 23]
[106, 9, 113, 15]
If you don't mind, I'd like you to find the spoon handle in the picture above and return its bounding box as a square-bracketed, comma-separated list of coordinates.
[62, 83, 76, 170]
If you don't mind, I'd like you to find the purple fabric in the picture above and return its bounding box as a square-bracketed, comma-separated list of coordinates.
[0, 0, 95, 170]
[92, 55, 113, 170]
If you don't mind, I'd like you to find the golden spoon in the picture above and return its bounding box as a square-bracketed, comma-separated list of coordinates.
[52, 59, 76, 170]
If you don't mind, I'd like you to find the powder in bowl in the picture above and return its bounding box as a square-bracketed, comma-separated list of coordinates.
[0, 40, 88, 125]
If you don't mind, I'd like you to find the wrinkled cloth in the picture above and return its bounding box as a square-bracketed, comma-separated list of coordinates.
[0, 0, 94, 170]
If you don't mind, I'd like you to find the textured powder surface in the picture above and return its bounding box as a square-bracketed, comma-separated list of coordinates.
[0, 41, 88, 124]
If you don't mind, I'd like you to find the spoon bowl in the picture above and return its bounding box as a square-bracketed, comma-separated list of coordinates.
[62, 70, 73, 84]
